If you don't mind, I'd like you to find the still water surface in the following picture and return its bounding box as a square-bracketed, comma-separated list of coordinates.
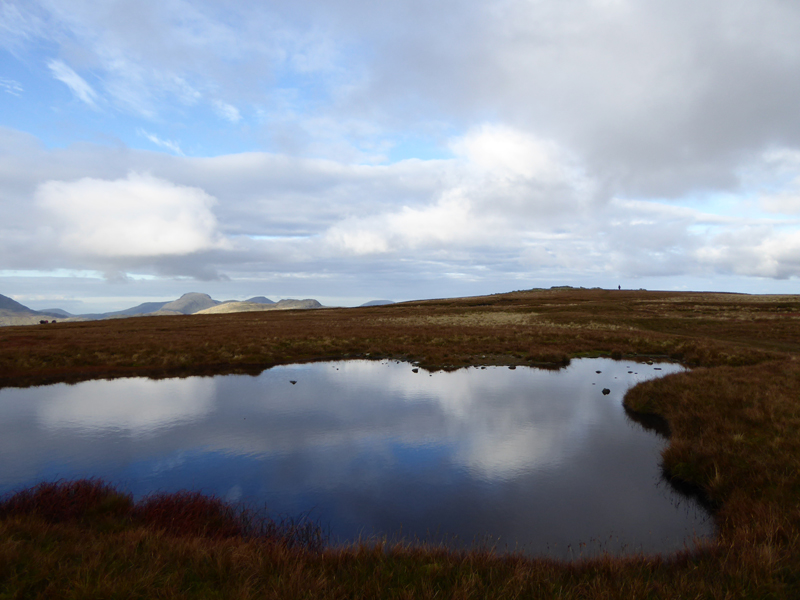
[0, 358, 712, 557]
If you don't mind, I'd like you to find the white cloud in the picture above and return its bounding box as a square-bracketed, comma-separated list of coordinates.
[138, 129, 184, 156]
[35, 172, 229, 258]
[4, 120, 800, 305]
[321, 124, 592, 256]
[695, 227, 800, 280]
[6, 0, 800, 198]
[762, 148, 800, 171]
[0, 2, 47, 52]
[212, 99, 242, 123]
[760, 177, 800, 214]
[170, 76, 202, 105]
[450, 124, 566, 182]
[324, 190, 480, 255]
[0, 78, 23, 96]
[47, 59, 98, 108]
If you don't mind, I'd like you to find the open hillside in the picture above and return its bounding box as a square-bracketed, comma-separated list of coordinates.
[0, 293, 60, 327]
[196, 298, 322, 315]
[1, 287, 800, 598]
[0, 292, 321, 325]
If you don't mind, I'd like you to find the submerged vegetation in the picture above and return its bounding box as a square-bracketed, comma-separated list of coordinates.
[1, 287, 800, 597]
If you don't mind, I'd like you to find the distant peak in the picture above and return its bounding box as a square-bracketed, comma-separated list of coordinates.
[245, 296, 275, 304]
[0, 293, 36, 314]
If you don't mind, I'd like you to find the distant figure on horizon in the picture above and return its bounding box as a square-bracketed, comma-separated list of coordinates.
[618, 285, 621, 290]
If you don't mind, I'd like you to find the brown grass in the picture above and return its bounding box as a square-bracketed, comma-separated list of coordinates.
[0, 480, 791, 599]
[2, 287, 800, 597]
[0, 479, 326, 549]
[0, 289, 790, 388]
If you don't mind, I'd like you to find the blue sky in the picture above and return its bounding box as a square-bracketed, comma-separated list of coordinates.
[2, 0, 800, 314]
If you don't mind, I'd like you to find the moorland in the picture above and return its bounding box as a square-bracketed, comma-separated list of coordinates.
[1, 287, 799, 598]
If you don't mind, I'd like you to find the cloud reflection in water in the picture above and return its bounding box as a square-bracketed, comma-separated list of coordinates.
[0, 358, 710, 557]
[37, 377, 215, 434]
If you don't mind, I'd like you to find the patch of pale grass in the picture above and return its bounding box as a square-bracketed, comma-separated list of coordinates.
[374, 312, 537, 327]
[375, 312, 635, 332]
[537, 320, 636, 331]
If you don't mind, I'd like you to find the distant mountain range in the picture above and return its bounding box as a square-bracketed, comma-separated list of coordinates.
[0, 292, 325, 327]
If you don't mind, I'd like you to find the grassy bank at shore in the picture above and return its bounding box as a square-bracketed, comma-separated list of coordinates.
[1, 288, 799, 598]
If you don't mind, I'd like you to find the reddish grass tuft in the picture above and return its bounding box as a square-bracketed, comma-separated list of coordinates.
[132, 490, 243, 539]
[0, 478, 132, 523]
[0, 479, 327, 552]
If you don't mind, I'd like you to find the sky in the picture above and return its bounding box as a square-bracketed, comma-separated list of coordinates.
[2, 0, 800, 314]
